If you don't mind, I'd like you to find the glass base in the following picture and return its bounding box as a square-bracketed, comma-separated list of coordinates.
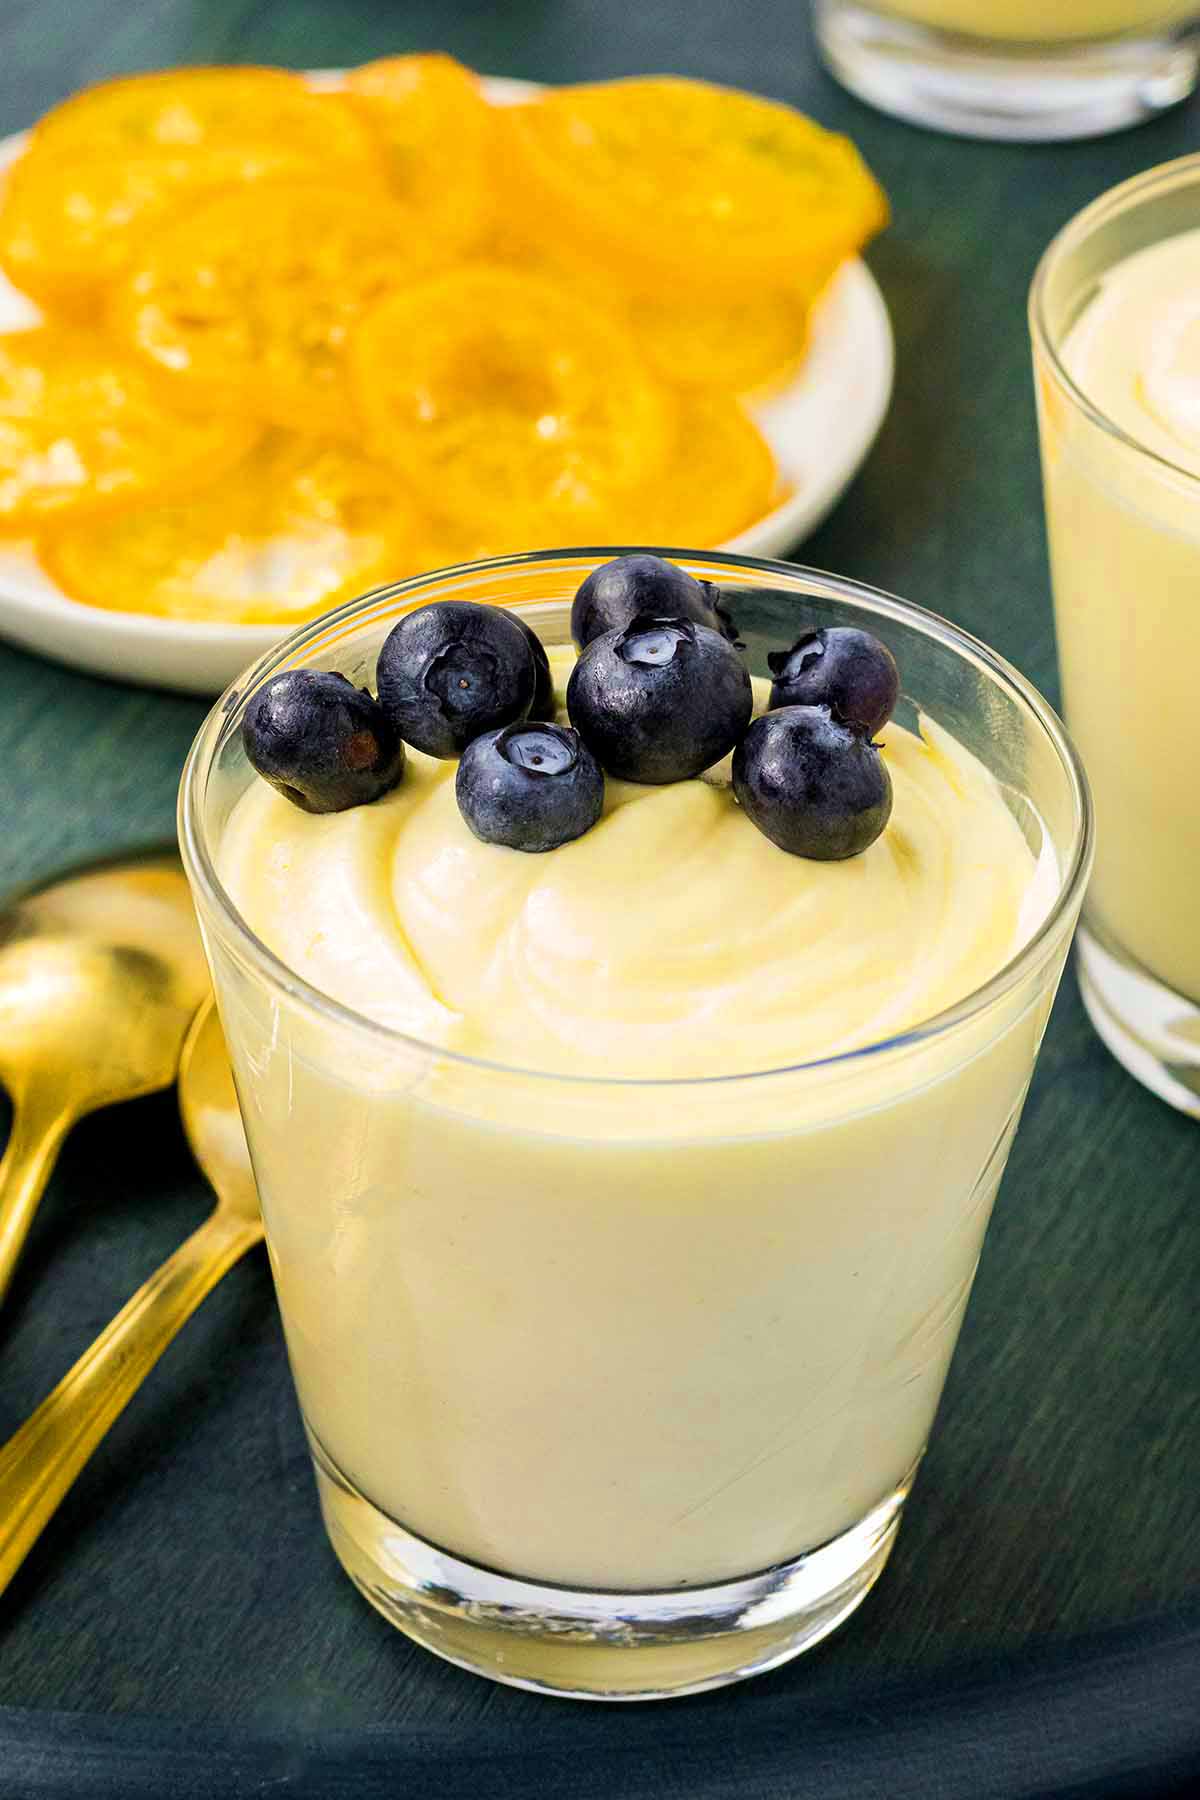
[1077, 925, 1200, 1119]
[814, 0, 1200, 139]
[308, 1429, 914, 1700]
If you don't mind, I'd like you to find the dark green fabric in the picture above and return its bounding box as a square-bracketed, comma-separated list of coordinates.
[5, 1616, 1200, 1799]
[1, 1, 1198, 1790]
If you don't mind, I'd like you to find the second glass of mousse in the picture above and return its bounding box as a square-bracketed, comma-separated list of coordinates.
[814, 0, 1200, 141]
[1032, 154, 1200, 1119]
[179, 551, 1091, 1700]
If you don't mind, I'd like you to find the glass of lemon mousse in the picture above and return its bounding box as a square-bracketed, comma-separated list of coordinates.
[179, 549, 1091, 1700]
[814, 0, 1200, 140]
[1032, 156, 1200, 1120]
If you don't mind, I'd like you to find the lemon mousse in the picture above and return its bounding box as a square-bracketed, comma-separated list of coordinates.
[873, 0, 1194, 43]
[214, 584, 1058, 1596]
[1043, 225, 1200, 1012]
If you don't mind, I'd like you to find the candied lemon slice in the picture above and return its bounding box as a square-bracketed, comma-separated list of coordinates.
[0, 326, 256, 532]
[28, 66, 375, 166]
[0, 142, 355, 316]
[402, 391, 779, 561]
[628, 281, 819, 394]
[504, 77, 887, 293]
[38, 435, 426, 624]
[109, 182, 436, 437]
[477, 218, 818, 396]
[344, 54, 495, 256]
[1, 69, 378, 313]
[617, 392, 783, 545]
[349, 266, 673, 533]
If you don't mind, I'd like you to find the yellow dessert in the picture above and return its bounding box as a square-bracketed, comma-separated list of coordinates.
[213, 645, 1056, 1588]
[874, 0, 1194, 41]
[1043, 227, 1200, 1005]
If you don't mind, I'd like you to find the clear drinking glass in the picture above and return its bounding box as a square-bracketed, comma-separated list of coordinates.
[1031, 156, 1200, 1119]
[814, 0, 1200, 140]
[179, 551, 1091, 1700]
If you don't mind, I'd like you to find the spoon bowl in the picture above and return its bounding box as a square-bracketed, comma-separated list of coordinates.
[0, 847, 209, 1303]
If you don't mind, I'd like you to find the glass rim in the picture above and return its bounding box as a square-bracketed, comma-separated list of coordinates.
[179, 546, 1093, 1091]
[1029, 149, 1200, 494]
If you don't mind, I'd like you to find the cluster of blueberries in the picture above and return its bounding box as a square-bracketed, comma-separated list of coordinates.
[242, 554, 900, 861]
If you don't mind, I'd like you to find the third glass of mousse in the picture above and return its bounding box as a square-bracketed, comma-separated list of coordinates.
[1032, 153, 1200, 1119]
[180, 550, 1092, 1700]
[814, 0, 1200, 141]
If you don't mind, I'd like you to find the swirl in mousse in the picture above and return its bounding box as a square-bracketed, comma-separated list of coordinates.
[223, 656, 1045, 1080]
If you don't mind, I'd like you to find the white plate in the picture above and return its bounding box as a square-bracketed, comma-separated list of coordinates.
[0, 76, 893, 695]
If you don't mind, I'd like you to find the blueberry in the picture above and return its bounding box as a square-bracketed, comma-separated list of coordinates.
[570, 554, 736, 649]
[456, 723, 604, 852]
[376, 601, 537, 758]
[242, 669, 405, 814]
[767, 627, 899, 737]
[732, 705, 892, 860]
[567, 614, 752, 785]
[515, 616, 556, 719]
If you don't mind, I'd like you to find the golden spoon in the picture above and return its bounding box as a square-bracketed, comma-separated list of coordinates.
[0, 999, 262, 1598]
[0, 847, 209, 1305]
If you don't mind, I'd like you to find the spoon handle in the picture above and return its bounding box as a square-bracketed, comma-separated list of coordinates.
[0, 1206, 262, 1599]
[0, 1093, 73, 1307]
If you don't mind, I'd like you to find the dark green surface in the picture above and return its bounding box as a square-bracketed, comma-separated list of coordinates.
[0, 0, 1199, 1769]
